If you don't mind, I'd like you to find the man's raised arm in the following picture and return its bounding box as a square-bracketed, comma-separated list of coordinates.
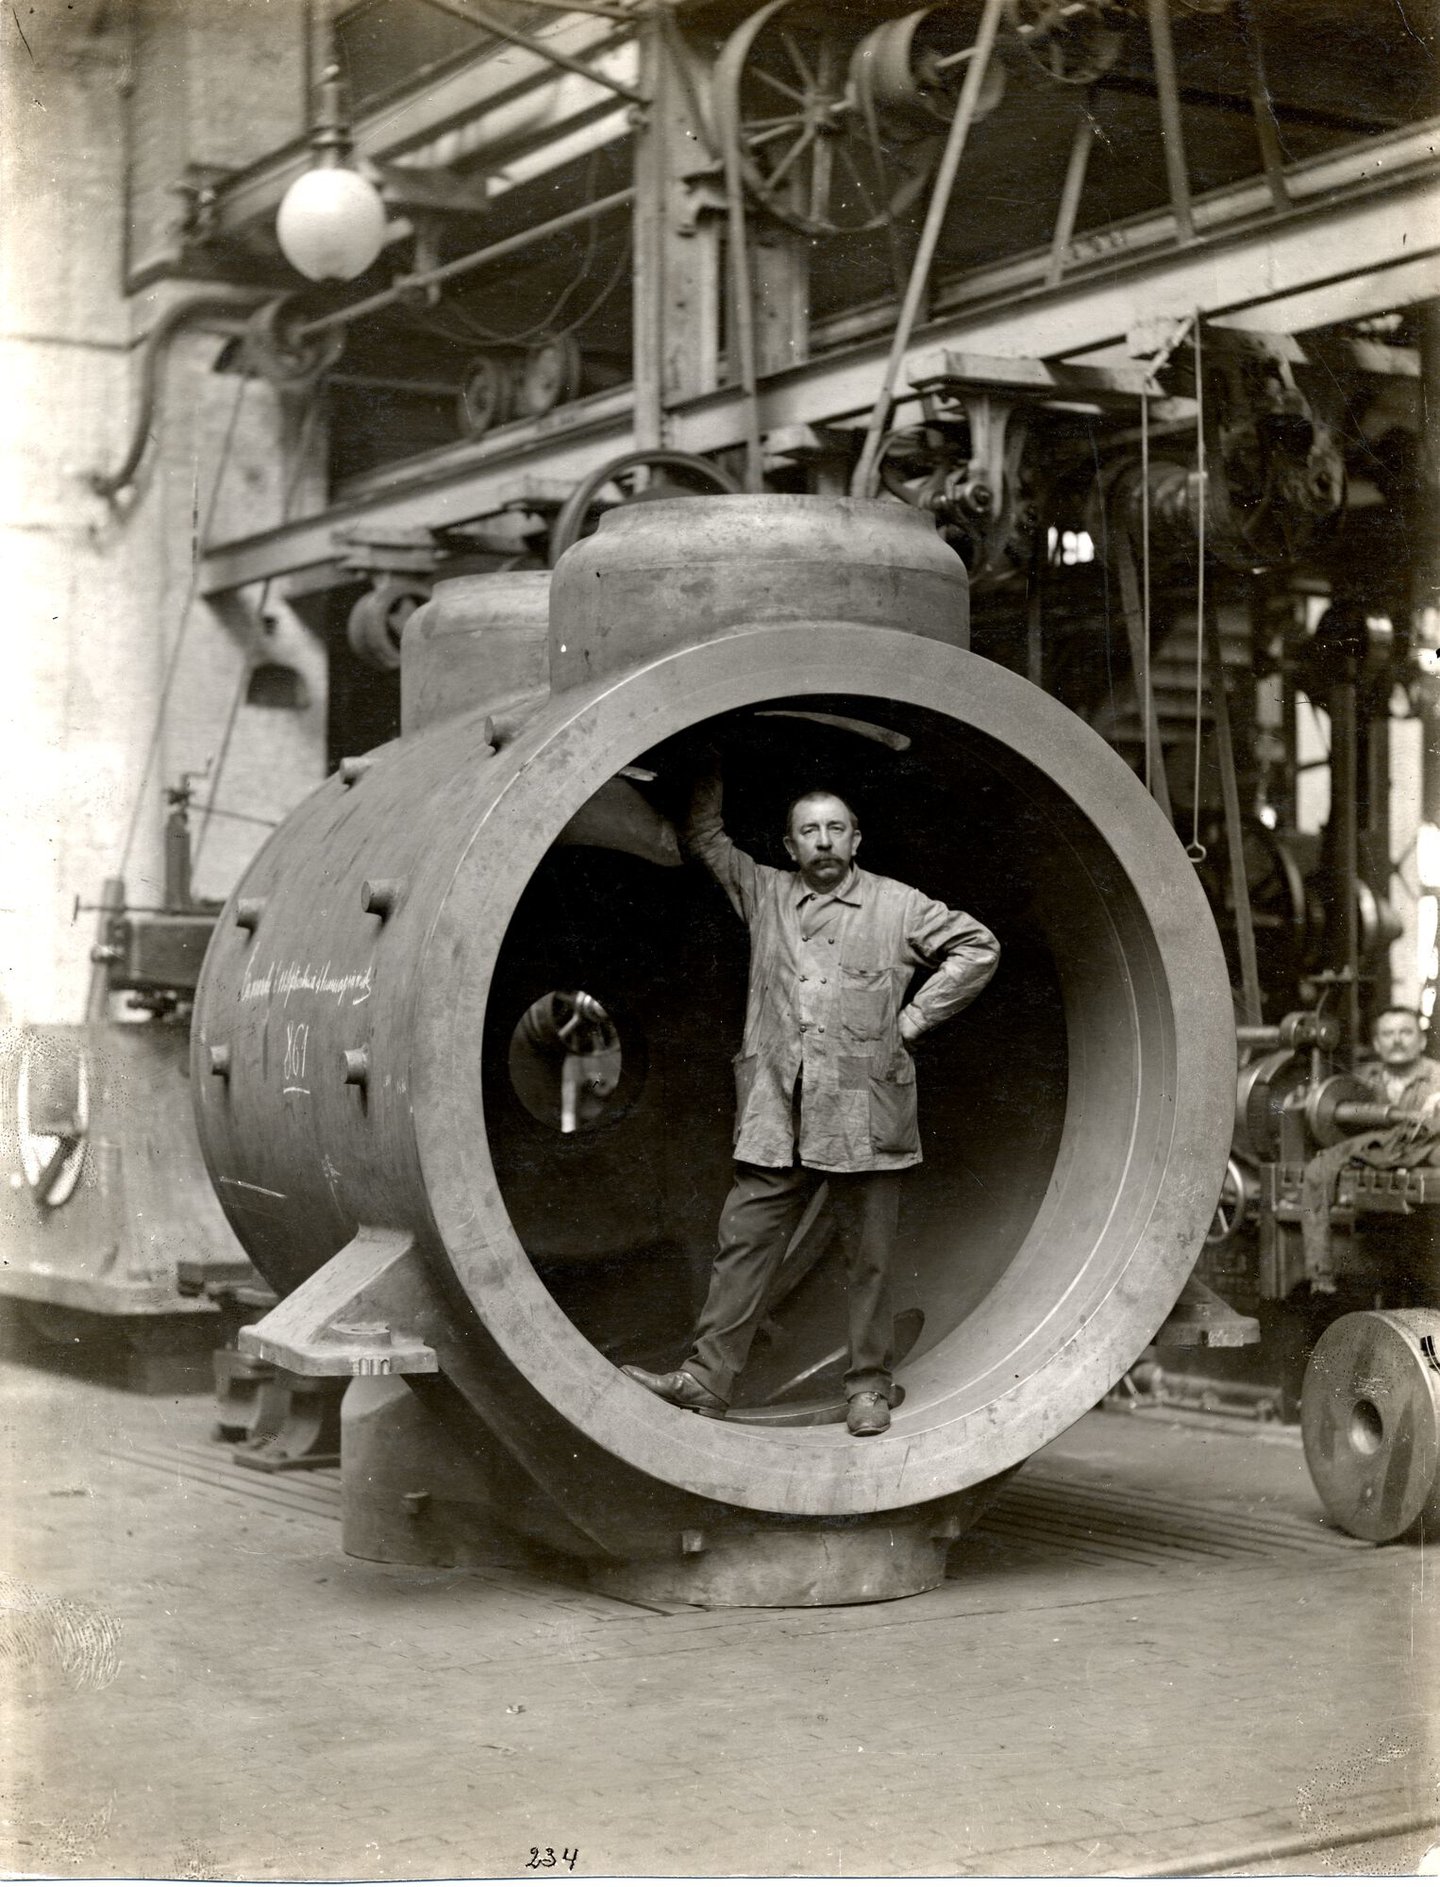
[899, 894, 1000, 1043]
[680, 759, 762, 922]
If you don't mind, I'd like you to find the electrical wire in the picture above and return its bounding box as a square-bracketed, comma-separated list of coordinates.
[404, 222, 633, 356]
[400, 149, 636, 350]
[117, 370, 253, 880]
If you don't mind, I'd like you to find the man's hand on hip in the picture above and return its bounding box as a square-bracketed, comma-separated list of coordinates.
[899, 1013, 922, 1047]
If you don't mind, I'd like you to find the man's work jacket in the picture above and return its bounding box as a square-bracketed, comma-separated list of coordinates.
[1356, 1054, 1440, 1117]
[686, 796, 1000, 1172]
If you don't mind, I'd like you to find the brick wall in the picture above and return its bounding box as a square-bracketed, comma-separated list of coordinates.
[2, 2, 326, 1023]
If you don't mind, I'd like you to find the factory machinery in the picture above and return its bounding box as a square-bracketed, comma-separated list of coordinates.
[9, 0, 1440, 1579]
[0, 784, 264, 1388]
[191, 501, 1440, 1601]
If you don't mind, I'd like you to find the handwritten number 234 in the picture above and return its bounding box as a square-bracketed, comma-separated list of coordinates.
[527, 1849, 577, 1871]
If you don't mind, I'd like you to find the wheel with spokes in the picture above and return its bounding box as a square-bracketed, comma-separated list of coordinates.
[712, 0, 942, 238]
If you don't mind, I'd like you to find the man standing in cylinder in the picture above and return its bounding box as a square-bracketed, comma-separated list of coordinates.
[624, 757, 1000, 1437]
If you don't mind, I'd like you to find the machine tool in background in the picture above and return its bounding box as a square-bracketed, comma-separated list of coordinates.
[0, 778, 264, 1390]
[1131, 992, 1440, 1541]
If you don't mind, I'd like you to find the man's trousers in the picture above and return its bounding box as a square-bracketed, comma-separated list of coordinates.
[684, 1162, 902, 1403]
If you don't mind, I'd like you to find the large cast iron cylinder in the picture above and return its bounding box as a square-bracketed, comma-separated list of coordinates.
[192, 495, 1234, 1591]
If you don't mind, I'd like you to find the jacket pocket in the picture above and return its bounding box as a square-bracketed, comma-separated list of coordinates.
[839, 966, 889, 1041]
[869, 1054, 919, 1157]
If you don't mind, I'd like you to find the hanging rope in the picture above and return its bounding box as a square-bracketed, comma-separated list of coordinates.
[193, 387, 324, 869]
[1187, 312, 1207, 863]
[117, 371, 253, 880]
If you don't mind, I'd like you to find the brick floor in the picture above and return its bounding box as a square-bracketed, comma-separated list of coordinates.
[1, 1360, 1436, 1878]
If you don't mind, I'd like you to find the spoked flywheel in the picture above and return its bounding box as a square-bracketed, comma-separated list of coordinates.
[712, 0, 943, 238]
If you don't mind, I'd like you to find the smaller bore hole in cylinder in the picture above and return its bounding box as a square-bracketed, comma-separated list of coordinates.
[1349, 1397, 1384, 1456]
[509, 989, 627, 1135]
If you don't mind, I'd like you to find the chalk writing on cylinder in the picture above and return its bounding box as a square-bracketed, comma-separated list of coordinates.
[241, 960, 374, 1007]
[283, 1022, 310, 1082]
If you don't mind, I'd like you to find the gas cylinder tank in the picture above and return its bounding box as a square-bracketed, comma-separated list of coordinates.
[191, 495, 1234, 1604]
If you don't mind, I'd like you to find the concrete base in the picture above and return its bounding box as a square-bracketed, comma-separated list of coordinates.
[341, 1374, 541, 1571]
[587, 1514, 957, 1609]
[340, 1371, 1017, 1606]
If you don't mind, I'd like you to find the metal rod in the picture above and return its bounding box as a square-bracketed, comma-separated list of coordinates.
[850, 0, 1007, 499]
[1234, 0, 1290, 211]
[201, 806, 282, 829]
[294, 188, 636, 341]
[418, 0, 646, 104]
[329, 372, 464, 396]
[1190, 315, 1206, 854]
[630, 12, 664, 451]
[933, 0, 1090, 70]
[1414, 299, 1440, 1025]
[1114, 506, 1172, 820]
[1235, 1024, 1279, 1048]
[1331, 673, 1362, 1060]
[493, 0, 638, 19]
[721, 72, 764, 492]
[84, 878, 126, 1024]
[1140, 388, 1152, 796]
[1045, 102, 1095, 288]
[1144, 0, 1194, 243]
[1203, 590, 1262, 1026]
[1026, 529, 1044, 689]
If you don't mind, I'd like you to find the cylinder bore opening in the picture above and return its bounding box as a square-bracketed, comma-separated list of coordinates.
[1349, 1397, 1385, 1456]
[482, 692, 1174, 1424]
[508, 990, 629, 1135]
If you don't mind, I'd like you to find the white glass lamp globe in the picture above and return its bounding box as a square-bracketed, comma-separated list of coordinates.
[276, 165, 387, 282]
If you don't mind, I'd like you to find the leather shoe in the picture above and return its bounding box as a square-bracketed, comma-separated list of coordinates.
[846, 1390, 892, 1437]
[622, 1364, 728, 1418]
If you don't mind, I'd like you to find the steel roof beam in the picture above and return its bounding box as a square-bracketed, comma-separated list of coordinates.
[199, 126, 1440, 599]
[206, 11, 638, 239]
